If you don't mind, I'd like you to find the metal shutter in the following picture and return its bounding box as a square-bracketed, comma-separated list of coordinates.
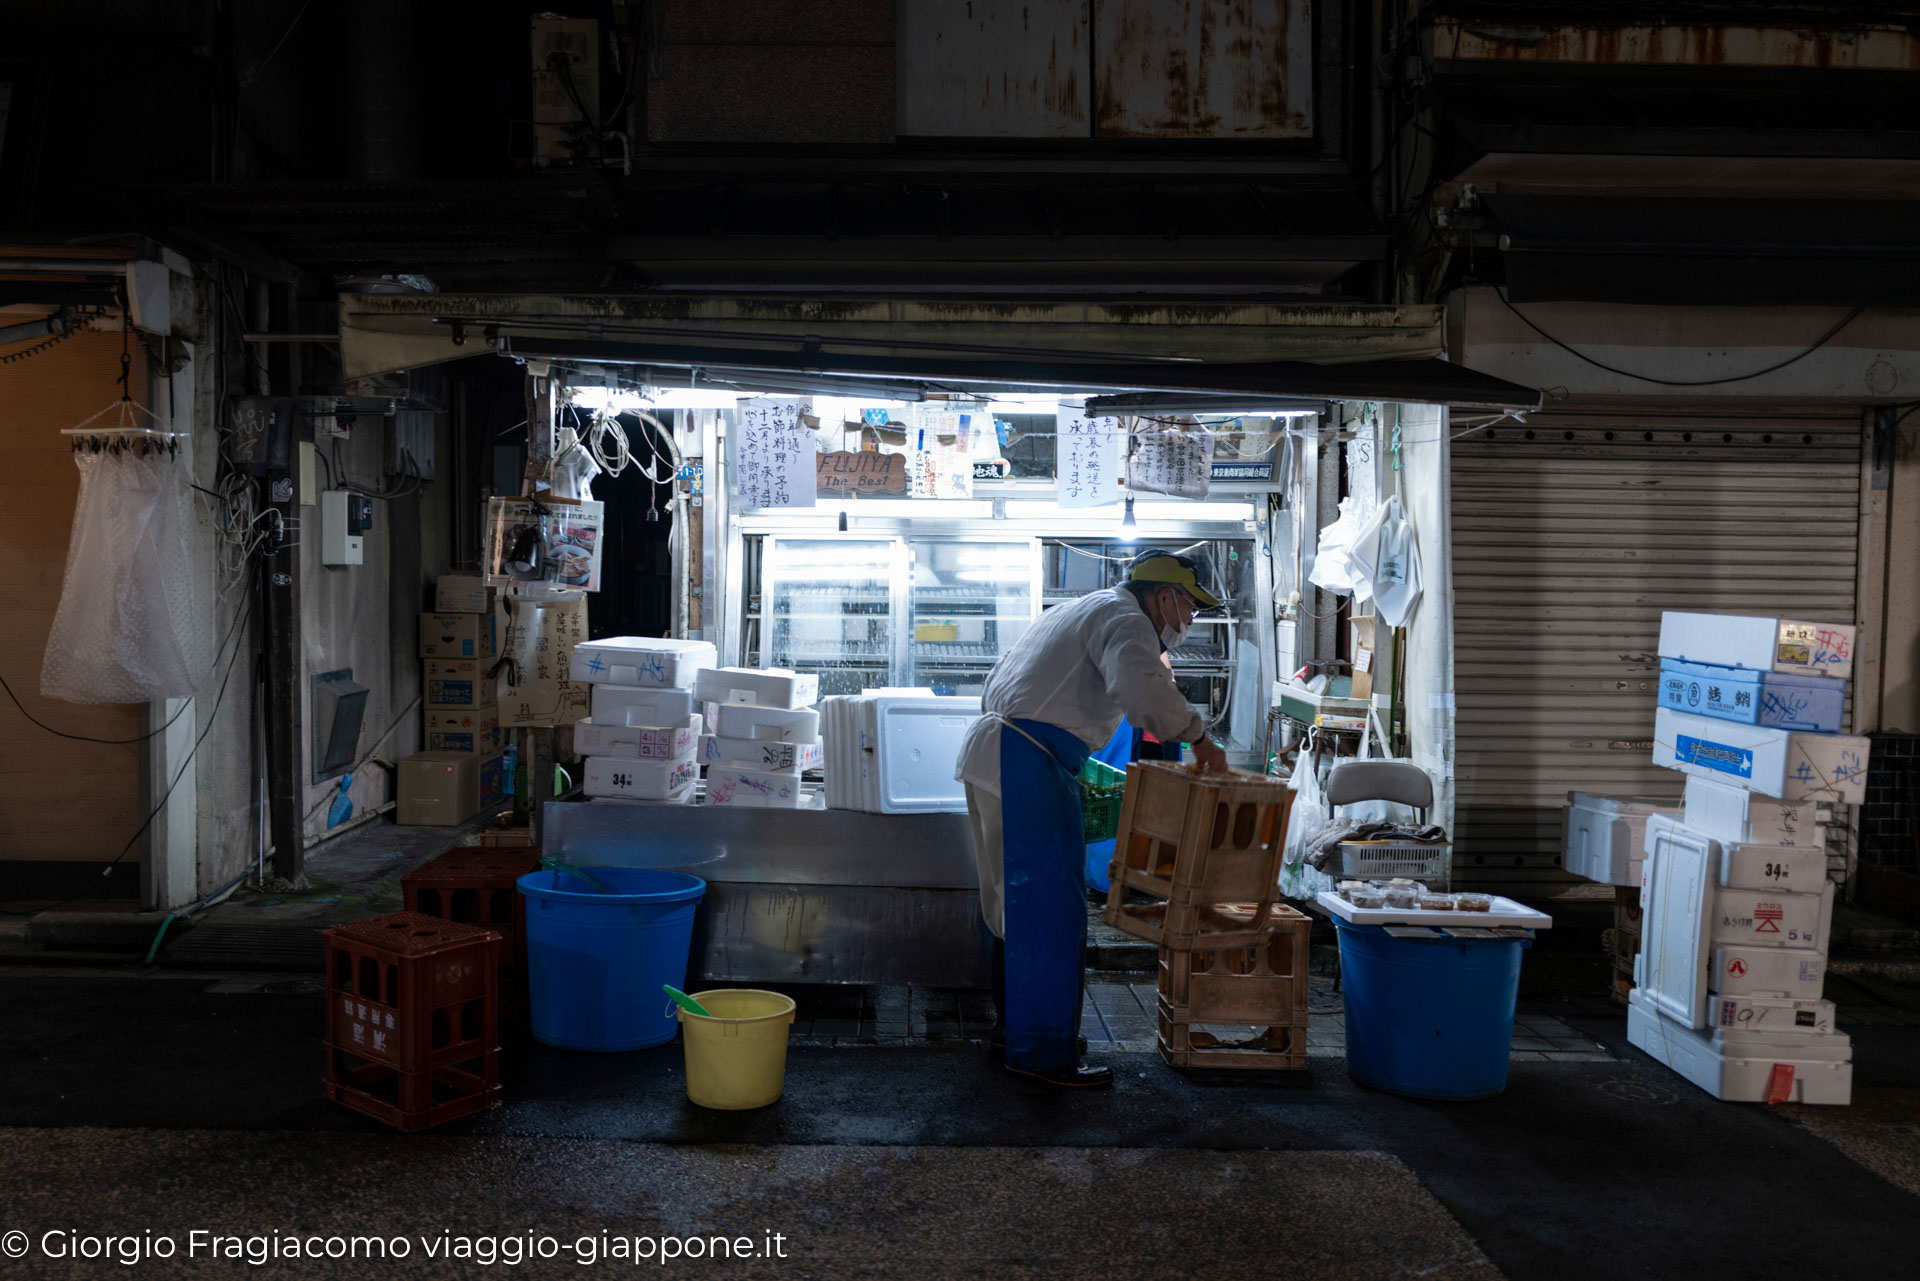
[1450, 407, 1863, 899]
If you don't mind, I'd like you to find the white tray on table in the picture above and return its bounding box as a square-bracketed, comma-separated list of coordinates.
[1315, 891, 1553, 931]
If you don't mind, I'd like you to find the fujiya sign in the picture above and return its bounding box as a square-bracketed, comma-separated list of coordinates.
[816, 451, 909, 496]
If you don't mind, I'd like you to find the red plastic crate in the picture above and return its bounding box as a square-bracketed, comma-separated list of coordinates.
[322, 913, 501, 1072]
[401, 849, 539, 1008]
[324, 1048, 500, 1132]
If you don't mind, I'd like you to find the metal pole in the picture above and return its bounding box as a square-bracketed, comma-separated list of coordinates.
[521, 371, 559, 843]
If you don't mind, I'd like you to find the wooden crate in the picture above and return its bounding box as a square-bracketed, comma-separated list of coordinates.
[1103, 763, 1291, 948]
[1156, 996, 1308, 1071]
[1156, 906, 1311, 1024]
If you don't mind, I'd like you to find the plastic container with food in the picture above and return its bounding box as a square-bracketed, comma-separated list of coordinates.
[1455, 893, 1493, 913]
[1348, 887, 1387, 909]
[1418, 893, 1457, 911]
[1383, 885, 1423, 909]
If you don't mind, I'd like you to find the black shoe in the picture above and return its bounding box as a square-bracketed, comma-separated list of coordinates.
[989, 1033, 1088, 1055]
[1002, 1061, 1114, 1089]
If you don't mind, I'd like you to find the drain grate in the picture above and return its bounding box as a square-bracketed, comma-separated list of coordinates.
[164, 924, 328, 972]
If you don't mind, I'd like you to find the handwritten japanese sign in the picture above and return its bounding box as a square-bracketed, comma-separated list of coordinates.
[1127, 425, 1215, 500]
[497, 597, 590, 728]
[905, 405, 978, 499]
[817, 450, 909, 496]
[1055, 408, 1120, 508]
[735, 396, 815, 509]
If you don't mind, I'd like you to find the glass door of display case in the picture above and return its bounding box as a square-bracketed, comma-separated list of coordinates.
[906, 539, 1041, 697]
[762, 536, 909, 696]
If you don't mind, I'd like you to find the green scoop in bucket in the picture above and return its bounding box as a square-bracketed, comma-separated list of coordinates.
[539, 856, 615, 894]
[662, 985, 712, 1018]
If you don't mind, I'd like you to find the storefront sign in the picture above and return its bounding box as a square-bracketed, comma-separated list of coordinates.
[736, 396, 815, 509]
[816, 450, 909, 495]
[1056, 408, 1120, 508]
[1211, 461, 1274, 482]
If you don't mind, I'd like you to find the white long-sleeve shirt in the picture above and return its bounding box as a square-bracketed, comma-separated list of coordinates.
[954, 587, 1208, 797]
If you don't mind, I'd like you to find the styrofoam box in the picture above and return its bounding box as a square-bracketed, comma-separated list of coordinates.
[701, 733, 822, 772]
[1657, 658, 1846, 733]
[568, 637, 717, 688]
[592, 782, 696, 806]
[1652, 708, 1869, 806]
[1712, 944, 1825, 999]
[1658, 611, 1856, 680]
[1711, 881, 1834, 951]
[1628, 991, 1852, 1105]
[1718, 841, 1828, 894]
[590, 684, 696, 725]
[582, 755, 699, 800]
[710, 704, 821, 743]
[692, 666, 819, 710]
[874, 695, 981, 814]
[1712, 994, 1836, 1036]
[574, 713, 703, 761]
[1563, 792, 1680, 887]
[706, 764, 807, 808]
[1682, 775, 1827, 847]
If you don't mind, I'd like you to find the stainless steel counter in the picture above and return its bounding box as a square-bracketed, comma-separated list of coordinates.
[543, 801, 990, 988]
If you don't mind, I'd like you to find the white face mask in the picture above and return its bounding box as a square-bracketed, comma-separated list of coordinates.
[1157, 591, 1192, 650]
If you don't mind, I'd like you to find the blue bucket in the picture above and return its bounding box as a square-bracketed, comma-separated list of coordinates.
[517, 867, 707, 1051]
[1333, 918, 1530, 1101]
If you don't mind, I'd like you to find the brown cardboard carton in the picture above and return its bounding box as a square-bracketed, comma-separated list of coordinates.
[423, 708, 502, 755]
[1350, 615, 1377, 700]
[434, 573, 494, 615]
[419, 611, 498, 660]
[423, 658, 497, 712]
[397, 752, 481, 826]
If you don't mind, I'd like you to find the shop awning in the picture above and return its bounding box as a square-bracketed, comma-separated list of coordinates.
[337, 294, 1540, 410]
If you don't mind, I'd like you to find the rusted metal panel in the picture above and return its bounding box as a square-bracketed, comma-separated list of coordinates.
[897, 1, 1090, 138]
[1430, 20, 1920, 70]
[1094, 0, 1313, 139]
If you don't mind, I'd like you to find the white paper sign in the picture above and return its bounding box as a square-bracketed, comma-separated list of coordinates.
[1128, 426, 1214, 499]
[736, 397, 815, 509]
[1055, 409, 1120, 508]
[905, 405, 977, 499]
[1346, 432, 1379, 518]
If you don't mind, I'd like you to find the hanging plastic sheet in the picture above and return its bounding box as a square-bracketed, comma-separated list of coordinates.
[41, 436, 211, 703]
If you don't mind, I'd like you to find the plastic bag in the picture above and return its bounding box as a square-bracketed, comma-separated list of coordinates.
[41, 444, 211, 703]
[1278, 754, 1336, 901]
[1348, 496, 1424, 627]
[1307, 497, 1372, 600]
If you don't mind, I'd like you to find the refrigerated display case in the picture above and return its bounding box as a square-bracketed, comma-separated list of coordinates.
[760, 535, 907, 697]
[909, 539, 1041, 696]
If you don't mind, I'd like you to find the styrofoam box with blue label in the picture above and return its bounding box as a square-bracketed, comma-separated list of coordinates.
[1657, 658, 1846, 734]
[1657, 611, 1855, 680]
[568, 637, 717, 688]
[1682, 775, 1827, 847]
[701, 734, 822, 772]
[1652, 707, 1869, 806]
[573, 713, 703, 761]
[583, 754, 699, 800]
[706, 763, 808, 808]
[590, 683, 695, 725]
[1563, 792, 1679, 887]
[693, 666, 819, 710]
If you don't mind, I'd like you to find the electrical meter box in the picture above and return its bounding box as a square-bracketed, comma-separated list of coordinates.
[320, 490, 373, 566]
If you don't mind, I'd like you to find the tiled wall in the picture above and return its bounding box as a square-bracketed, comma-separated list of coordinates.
[1861, 734, 1919, 872]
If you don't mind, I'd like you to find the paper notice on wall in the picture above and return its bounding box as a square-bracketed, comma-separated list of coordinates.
[1055, 408, 1120, 508]
[1346, 431, 1379, 518]
[735, 396, 815, 509]
[497, 596, 590, 728]
[1127, 426, 1214, 499]
[905, 405, 977, 499]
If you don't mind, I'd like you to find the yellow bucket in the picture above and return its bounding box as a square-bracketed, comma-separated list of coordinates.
[676, 989, 797, 1110]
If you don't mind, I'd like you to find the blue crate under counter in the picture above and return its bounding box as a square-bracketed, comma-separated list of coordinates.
[1657, 658, 1845, 734]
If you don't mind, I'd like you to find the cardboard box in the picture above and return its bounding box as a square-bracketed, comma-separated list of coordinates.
[573, 713, 703, 761]
[710, 704, 821, 743]
[1349, 616, 1376, 700]
[497, 597, 590, 728]
[397, 752, 481, 826]
[1711, 994, 1835, 1036]
[706, 763, 808, 808]
[1652, 708, 1869, 806]
[419, 611, 498, 660]
[478, 751, 506, 809]
[1657, 658, 1845, 733]
[700, 734, 823, 772]
[423, 659, 496, 712]
[423, 708, 502, 755]
[568, 636, 716, 688]
[1711, 944, 1825, 999]
[1657, 611, 1855, 680]
[1710, 882, 1834, 951]
[1682, 775, 1827, 847]
[582, 754, 698, 800]
[590, 683, 696, 725]
[694, 666, 819, 710]
[434, 573, 494, 615]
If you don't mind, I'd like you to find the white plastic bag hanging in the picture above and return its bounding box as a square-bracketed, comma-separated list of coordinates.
[1278, 748, 1336, 900]
[41, 438, 211, 703]
[1348, 496, 1423, 627]
[1307, 496, 1371, 600]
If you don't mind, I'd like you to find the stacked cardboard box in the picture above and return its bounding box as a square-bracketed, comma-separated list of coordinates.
[1627, 611, 1866, 1106]
[399, 576, 503, 826]
[693, 667, 821, 808]
[568, 637, 716, 803]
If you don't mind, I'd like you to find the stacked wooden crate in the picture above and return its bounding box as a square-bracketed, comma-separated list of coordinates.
[1102, 762, 1308, 1070]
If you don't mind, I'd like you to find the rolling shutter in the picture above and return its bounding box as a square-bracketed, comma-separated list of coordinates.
[1449, 407, 1863, 898]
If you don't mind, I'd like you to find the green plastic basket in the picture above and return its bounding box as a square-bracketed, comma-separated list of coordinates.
[1079, 759, 1127, 843]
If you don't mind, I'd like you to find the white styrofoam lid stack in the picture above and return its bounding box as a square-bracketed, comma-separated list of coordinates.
[874, 695, 981, 814]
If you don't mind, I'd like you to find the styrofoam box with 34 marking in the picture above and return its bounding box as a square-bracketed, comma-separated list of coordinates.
[582, 755, 699, 800]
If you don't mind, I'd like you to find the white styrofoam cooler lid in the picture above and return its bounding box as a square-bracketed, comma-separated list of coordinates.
[1567, 792, 1682, 817]
[874, 696, 981, 814]
[1640, 817, 1717, 1029]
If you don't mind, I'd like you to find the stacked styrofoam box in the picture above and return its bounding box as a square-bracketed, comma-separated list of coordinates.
[1625, 611, 1867, 1105]
[569, 638, 715, 804]
[820, 690, 980, 814]
[693, 667, 822, 808]
[1563, 793, 1680, 888]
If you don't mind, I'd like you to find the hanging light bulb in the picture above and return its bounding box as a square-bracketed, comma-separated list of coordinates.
[646, 505, 660, 522]
[837, 508, 849, 532]
[1118, 495, 1139, 542]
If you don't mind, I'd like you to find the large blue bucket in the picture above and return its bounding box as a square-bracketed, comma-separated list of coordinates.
[1333, 918, 1530, 1101]
[517, 868, 706, 1051]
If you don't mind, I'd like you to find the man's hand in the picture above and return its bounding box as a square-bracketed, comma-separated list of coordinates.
[1190, 738, 1229, 773]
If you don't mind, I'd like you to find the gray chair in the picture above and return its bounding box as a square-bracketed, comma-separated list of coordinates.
[1324, 760, 1433, 822]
